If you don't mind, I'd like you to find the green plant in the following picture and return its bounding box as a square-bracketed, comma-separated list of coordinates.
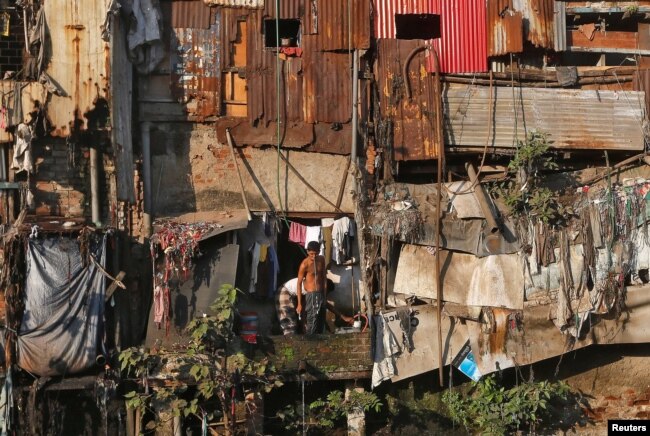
[119, 284, 281, 435]
[493, 130, 566, 224]
[277, 389, 382, 431]
[442, 375, 570, 435]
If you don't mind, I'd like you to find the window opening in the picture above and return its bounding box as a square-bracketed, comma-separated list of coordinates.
[395, 14, 441, 40]
[264, 18, 301, 48]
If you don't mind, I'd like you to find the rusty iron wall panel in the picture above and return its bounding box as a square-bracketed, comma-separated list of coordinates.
[444, 84, 645, 151]
[245, 9, 305, 125]
[374, 0, 435, 39]
[512, 0, 554, 49]
[264, 0, 304, 19]
[311, 0, 371, 50]
[376, 39, 438, 160]
[170, 20, 222, 119]
[204, 0, 264, 8]
[633, 68, 650, 121]
[303, 36, 352, 123]
[171, 0, 212, 28]
[487, 0, 524, 56]
[44, 0, 110, 137]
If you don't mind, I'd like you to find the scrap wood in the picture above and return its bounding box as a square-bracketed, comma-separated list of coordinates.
[105, 271, 127, 302]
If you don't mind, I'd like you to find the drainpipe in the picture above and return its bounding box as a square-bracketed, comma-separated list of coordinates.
[351, 49, 359, 164]
[90, 146, 101, 227]
[141, 121, 152, 237]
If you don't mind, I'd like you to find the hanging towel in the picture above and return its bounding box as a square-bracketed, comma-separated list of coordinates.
[268, 246, 280, 298]
[322, 225, 333, 266]
[289, 222, 307, 246]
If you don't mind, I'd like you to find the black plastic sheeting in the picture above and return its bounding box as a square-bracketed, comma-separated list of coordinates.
[17, 235, 107, 377]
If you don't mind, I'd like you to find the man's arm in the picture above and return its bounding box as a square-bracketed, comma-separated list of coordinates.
[296, 260, 306, 314]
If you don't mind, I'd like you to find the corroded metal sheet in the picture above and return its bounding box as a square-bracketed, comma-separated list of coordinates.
[309, 0, 371, 50]
[43, 0, 110, 137]
[444, 84, 646, 150]
[171, 0, 212, 28]
[263, 0, 303, 19]
[376, 39, 438, 160]
[203, 0, 264, 8]
[554, 0, 566, 51]
[170, 20, 222, 119]
[373, 0, 488, 73]
[512, 0, 554, 49]
[487, 0, 524, 56]
[303, 36, 351, 124]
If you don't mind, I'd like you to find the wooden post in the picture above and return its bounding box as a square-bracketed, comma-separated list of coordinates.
[225, 128, 252, 221]
[345, 383, 366, 436]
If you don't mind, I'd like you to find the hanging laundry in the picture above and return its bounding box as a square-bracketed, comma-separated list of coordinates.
[267, 246, 280, 298]
[11, 123, 33, 174]
[332, 217, 354, 264]
[289, 222, 307, 246]
[249, 242, 261, 294]
[304, 226, 322, 254]
[322, 225, 333, 266]
[259, 243, 269, 262]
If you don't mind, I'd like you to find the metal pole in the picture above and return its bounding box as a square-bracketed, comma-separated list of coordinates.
[90, 145, 101, 227]
[226, 128, 252, 221]
[432, 46, 445, 387]
[141, 121, 152, 237]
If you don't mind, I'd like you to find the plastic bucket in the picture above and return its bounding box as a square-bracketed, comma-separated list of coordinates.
[240, 311, 258, 344]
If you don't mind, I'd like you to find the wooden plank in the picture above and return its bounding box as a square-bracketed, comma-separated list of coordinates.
[105, 271, 127, 302]
[568, 29, 637, 50]
[111, 14, 135, 203]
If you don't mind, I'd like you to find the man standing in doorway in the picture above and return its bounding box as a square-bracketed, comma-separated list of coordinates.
[296, 240, 327, 334]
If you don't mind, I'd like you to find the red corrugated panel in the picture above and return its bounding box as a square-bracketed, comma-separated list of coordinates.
[302, 35, 352, 123]
[373, 0, 487, 73]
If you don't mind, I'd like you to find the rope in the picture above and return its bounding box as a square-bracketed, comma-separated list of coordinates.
[90, 254, 126, 290]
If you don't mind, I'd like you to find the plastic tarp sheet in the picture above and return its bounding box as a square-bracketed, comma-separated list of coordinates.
[17, 236, 107, 377]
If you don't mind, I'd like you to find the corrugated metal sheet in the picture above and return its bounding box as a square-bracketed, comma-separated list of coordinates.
[170, 19, 222, 119]
[204, 0, 264, 8]
[44, 0, 110, 137]
[444, 84, 645, 151]
[376, 39, 438, 160]
[302, 36, 351, 123]
[553, 0, 566, 51]
[633, 68, 650, 121]
[310, 0, 371, 50]
[245, 9, 305, 125]
[264, 0, 304, 19]
[512, 0, 554, 49]
[373, 0, 487, 73]
[487, 0, 524, 56]
[171, 0, 212, 28]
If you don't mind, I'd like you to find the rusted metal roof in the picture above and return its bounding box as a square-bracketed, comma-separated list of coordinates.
[171, 22, 222, 119]
[43, 1, 110, 137]
[303, 36, 352, 124]
[376, 39, 438, 160]
[512, 0, 554, 49]
[171, 0, 213, 28]
[203, 0, 264, 8]
[487, 0, 524, 56]
[374, 0, 488, 73]
[443, 84, 646, 151]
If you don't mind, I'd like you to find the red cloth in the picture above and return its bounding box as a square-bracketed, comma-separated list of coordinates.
[289, 222, 307, 246]
[280, 47, 303, 57]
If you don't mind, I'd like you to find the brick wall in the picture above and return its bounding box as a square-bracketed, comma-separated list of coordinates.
[260, 332, 373, 381]
[0, 8, 25, 77]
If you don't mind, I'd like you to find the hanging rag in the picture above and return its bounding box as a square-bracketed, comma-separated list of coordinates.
[11, 123, 33, 174]
[122, 0, 165, 74]
[288, 222, 307, 246]
[371, 314, 400, 388]
[332, 217, 352, 264]
[322, 225, 333, 266]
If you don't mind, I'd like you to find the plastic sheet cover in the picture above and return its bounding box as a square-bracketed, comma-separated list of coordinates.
[17, 235, 107, 377]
